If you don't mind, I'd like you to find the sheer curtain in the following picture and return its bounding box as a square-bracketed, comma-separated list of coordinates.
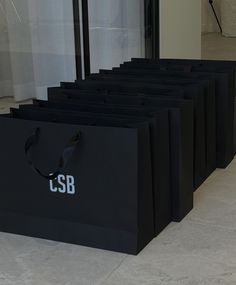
[88, 0, 145, 73]
[0, 0, 76, 101]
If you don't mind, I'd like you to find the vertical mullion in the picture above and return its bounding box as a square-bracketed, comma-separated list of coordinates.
[81, 0, 91, 77]
[152, 0, 160, 58]
[144, 0, 153, 58]
[73, 0, 82, 79]
[144, 0, 160, 59]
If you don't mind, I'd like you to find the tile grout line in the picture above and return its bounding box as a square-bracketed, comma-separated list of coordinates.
[97, 255, 129, 285]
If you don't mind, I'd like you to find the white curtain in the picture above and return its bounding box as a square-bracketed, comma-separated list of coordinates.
[0, 0, 76, 101]
[88, 0, 145, 73]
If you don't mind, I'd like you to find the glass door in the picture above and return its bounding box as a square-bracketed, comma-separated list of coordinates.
[73, 0, 159, 77]
[87, 0, 145, 73]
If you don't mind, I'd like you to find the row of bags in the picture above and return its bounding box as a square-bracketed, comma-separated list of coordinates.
[0, 58, 235, 255]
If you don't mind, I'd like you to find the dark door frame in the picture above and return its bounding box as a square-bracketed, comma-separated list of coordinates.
[73, 0, 159, 78]
[72, 0, 83, 79]
[145, 0, 160, 59]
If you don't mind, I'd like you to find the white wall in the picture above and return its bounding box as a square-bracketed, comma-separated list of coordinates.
[202, 0, 221, 33]
[160, 0, 201, 59]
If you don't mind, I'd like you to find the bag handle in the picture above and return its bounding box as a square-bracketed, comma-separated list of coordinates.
[25, 128, 81, 180]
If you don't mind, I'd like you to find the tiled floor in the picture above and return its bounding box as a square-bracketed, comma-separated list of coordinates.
[1, 33, 236, 285]
[0, 97, 32, 114]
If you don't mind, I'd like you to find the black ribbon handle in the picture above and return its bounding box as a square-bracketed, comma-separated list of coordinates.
[25, 128, 81, 180]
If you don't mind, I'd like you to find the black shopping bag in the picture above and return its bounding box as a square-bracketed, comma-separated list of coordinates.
[18, 103, 171, 235]
[100, 67, 216, 176]
[45, 91, 194, 221]
[0, 114, 154, 254]
[34, 98, 194, 221]
[53, 79, 204, 188]
[85, 73, 207, 186]
[130, 58, 236, 167]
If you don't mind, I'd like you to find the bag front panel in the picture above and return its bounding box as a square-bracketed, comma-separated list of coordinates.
[0, 117, 138, 232]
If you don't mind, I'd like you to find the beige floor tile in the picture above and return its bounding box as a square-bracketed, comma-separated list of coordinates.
[0, 233, 126, 285]
[0, 98, 32, 114]
[103, 221, 236, 285]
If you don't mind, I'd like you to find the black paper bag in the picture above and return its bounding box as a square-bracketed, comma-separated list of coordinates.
[17, 103, 171, 235]
[129, 58, 236, 167]
[50, 80, 204, 188]
[100, 67, 216, 176]
[45, 92, 194, 221]
[0, 114, 154, 255]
